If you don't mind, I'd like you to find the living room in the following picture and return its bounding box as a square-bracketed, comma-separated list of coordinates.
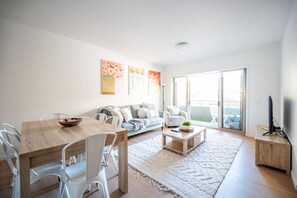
[0, 0, 297, 198]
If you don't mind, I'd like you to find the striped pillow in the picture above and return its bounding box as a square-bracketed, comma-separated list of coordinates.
[120, 107, 133, 122]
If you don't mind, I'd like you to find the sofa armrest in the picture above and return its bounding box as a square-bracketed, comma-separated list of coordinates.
[119, 119, 123, 127]
[179, 110, 188, 120]
[158, 111, 164, 119]
[164, 111, 170, 126]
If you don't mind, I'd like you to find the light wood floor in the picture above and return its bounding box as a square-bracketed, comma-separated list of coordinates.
[0, 128, 297, 198]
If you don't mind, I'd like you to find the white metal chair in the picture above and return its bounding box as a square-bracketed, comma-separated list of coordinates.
[3, 123, 21, 138]
[210, 105, 218, 124]
[0, 130, 63, 198]
[60, 133, 117, 198]
[104, 116, 120, 174]
[105, 116, 121, 127]
[40, 113, 69, 121]
[92, 113, 107, 123]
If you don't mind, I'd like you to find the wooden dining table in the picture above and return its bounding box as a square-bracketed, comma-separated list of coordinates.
[19, 116, 128, 197]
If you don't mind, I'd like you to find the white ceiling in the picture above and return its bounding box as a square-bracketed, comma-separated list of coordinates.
[0, 0, 295, 66]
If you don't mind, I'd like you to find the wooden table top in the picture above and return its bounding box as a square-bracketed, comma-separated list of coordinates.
[20, 116, 127, 157]
[162, 126, 206, 140]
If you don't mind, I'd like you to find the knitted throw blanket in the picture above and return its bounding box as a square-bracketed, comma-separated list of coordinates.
[128, 119, 150, 131]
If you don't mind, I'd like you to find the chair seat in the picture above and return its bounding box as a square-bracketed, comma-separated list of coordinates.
[30, 161, 62, 184]
[169, 116, 185, 122]
[65, 161, 86, 182]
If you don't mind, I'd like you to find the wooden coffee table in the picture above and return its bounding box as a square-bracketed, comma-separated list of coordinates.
[162, 126, 207, 156]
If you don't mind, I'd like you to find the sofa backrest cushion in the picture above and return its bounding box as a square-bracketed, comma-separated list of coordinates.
[130, 104, 141, 118]
[142, 102, 155, 110]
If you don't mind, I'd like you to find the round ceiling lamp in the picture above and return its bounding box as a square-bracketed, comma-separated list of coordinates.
[175, 42, 189, 49]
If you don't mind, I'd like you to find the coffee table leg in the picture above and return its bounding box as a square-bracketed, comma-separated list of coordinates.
[183, 140, 187, 156]
[162, 134, 166, 147]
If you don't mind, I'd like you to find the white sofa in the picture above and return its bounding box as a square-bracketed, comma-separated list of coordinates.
[164, 106, 188, 127]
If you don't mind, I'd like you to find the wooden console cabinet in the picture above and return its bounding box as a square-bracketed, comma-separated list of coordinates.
[255, 126, 291, 174]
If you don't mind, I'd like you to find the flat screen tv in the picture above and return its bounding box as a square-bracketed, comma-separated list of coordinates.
[263, 96, 281, 136]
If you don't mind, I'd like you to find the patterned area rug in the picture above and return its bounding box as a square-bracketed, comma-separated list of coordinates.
[127, 135, 242, 198]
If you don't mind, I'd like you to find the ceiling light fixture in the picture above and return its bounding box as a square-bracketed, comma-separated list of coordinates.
[175, 42, 189, 49]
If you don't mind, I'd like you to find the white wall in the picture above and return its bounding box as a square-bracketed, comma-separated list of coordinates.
[281, 0, 297, 189]
[163, 43, 281, 137]
[0, 17, 162, 132]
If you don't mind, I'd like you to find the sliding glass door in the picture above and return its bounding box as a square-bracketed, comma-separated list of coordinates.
[222, 70, 245, 130]
[173, 69, 246, 132]
[188, 73, 220, 128]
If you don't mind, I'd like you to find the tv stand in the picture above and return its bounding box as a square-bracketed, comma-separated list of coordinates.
[256, 125, 291, 174]
[262, 126, 281, 136]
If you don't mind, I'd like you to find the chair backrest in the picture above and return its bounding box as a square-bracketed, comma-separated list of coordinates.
[62, 133, 116, 181]
[167, 106, 180, 116]
[40, 113, 69, 120]
[105, 116, 120, 127]
[3, 123, 21, 140]
[92, 113, 107, 123]
[0, 130, 19, 176]
[210, 105, 218, 117]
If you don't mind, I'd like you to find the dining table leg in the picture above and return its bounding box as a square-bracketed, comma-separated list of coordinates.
[118, 133, 128, 193]
[20, 156, 31, 198]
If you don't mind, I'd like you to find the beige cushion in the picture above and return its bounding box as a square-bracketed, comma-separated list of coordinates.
[138, 108, 148, 118]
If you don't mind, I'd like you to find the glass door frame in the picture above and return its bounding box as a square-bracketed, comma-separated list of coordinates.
[173, 68, 247, 133]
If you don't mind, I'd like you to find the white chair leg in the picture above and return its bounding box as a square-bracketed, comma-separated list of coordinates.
[78, 153, 85, 162]
[99, 170, 110, 198]
[110, 150, 118, 173]
[12, 176, 20, 198]
[68, 156, 77, 165]
[10, 174, 15, 187]
[59, 181, 66, 198]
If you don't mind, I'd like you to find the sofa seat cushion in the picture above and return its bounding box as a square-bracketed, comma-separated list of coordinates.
[145, 117, 163, 127]
[169, 116, 185, 126]
[121, 122, 135, 132]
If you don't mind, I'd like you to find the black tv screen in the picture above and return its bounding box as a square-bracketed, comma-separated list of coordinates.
[268, 96, 274, 133]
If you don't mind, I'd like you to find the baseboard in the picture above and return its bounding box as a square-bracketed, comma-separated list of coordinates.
[291, 170, 297, 190]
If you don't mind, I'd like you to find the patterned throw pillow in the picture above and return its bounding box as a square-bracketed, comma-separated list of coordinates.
[138, 108, 149, 118]
[120, 107, 133, 122]
[146, 110, 159, 118]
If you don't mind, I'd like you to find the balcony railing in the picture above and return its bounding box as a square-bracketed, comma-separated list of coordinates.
[177, 99, 242, 130]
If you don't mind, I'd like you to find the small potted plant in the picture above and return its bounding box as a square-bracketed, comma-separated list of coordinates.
[181, 120, 192, 131]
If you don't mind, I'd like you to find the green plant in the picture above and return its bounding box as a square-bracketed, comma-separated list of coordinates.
[182, 121, 192, 126]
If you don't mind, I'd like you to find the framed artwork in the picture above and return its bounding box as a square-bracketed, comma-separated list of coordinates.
[148, 70, 161, 96]
[128, 66, 146, 96]
[101, 59, 125, 95]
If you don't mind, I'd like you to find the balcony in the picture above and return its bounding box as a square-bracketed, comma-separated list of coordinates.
[179, 99, 242, 130]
